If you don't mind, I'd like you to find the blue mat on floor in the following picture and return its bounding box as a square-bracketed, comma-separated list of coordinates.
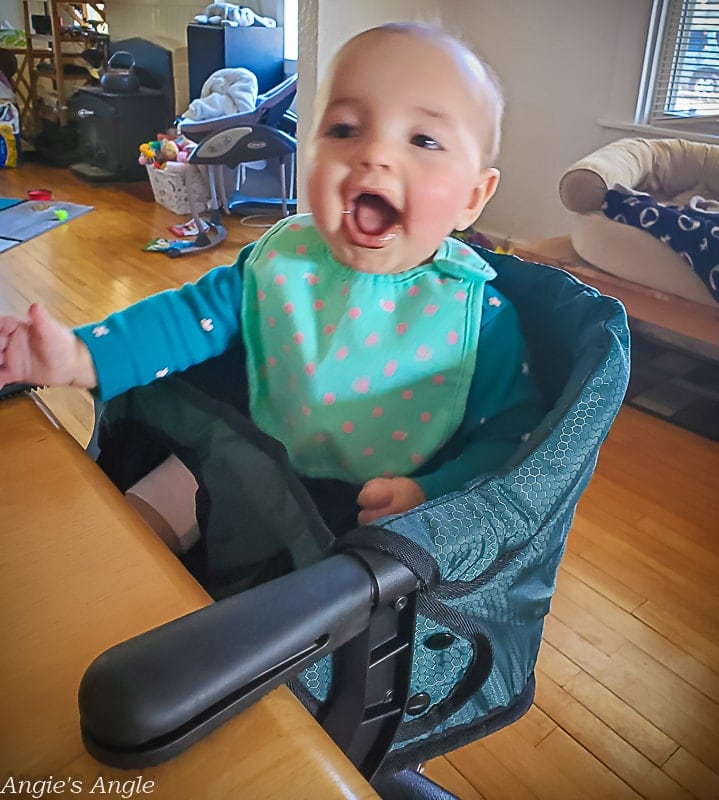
[0, 199, 93, 252]
[0, 197, 23, 211]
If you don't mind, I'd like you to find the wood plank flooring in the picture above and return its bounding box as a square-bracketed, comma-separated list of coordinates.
[1, 160, 717, 799]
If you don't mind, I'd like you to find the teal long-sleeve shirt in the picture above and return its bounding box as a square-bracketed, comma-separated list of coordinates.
[75, 242, 544, 501]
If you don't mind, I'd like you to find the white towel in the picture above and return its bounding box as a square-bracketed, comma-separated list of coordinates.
[182, 67, 258, 121]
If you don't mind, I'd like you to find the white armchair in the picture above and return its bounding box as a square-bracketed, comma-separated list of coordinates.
[558, 137, 719, 307]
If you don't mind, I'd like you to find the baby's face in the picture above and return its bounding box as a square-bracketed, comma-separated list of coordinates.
[306, 30, 499, 274]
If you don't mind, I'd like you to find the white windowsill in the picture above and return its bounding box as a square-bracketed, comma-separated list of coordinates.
[598, 118, 719, 144]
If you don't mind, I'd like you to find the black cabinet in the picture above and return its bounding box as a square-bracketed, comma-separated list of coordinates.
[68, 86, 169, 181]
[187, 24, 285, 99]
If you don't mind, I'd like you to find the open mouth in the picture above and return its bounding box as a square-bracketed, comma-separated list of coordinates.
[344, 193, 401, 247]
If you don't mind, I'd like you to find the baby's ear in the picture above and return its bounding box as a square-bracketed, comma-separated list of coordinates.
[455, 168, 500, 231]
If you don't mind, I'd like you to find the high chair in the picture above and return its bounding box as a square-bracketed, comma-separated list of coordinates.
[168, 73, 298, 256]
[77, 248, 630, 799]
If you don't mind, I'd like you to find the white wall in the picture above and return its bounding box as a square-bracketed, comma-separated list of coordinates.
[455, 0, 653, 244]
[2, 2, 23, 29]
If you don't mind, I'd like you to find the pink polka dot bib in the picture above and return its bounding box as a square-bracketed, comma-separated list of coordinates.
[241, 215, 496, 483]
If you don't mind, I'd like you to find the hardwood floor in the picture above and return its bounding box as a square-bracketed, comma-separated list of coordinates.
[2, 160, 718, 799]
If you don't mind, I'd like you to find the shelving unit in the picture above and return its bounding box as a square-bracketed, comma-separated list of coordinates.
[20, 1, 108, 134]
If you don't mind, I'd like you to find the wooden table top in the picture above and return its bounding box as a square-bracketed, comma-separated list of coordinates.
[0, 393, 378, 799]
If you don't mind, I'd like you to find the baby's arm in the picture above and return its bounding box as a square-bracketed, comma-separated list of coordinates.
[357, 477, 426, 525]
[0, 303, 97, 389]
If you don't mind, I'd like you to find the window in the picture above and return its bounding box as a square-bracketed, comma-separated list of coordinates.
[637, 0, 719, 128]
[283, 0, 298, 61]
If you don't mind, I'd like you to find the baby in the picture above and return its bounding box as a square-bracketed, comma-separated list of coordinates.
[0, 23, 542, 540]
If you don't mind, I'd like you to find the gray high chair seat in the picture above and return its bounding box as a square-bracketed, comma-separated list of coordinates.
[176, 73, 298, 255]
[77, 247, 630, 799]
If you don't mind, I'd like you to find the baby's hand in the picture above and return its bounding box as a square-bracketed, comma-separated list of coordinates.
[0, 302, 97, 389]
[357, 477, 426, 525]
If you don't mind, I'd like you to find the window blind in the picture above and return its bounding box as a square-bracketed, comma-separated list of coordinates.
[650, 0, 719, 122]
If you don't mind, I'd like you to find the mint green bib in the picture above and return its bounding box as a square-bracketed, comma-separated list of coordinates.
[241, 215, 496, 483]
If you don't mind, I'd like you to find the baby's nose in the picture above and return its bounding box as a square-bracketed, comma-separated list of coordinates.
[357, 135, 395, 169]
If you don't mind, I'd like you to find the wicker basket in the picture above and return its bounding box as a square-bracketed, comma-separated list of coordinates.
[146, 163, 210, 215]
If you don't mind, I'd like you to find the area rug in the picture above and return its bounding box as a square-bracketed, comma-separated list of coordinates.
[624, 323, 719, 441]
[0, 198, 93, 253]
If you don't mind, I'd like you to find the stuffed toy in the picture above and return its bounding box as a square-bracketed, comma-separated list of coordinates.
[193, 3, 276, 27]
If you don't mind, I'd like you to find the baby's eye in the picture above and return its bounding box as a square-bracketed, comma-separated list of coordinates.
[410, 133, 443, 150]
[325, 122, 357, 139]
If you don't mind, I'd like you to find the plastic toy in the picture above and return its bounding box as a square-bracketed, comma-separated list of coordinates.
[138, 134, 196, 169]
[143, 237, 196, 253]
[168, 218, 209, 238]
[27, 189, 52, 201]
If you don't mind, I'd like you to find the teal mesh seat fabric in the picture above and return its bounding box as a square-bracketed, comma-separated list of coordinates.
[296, 249, 630, 767]
[93, 247, 630, 770]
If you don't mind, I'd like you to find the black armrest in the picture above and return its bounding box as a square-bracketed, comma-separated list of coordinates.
[79, 548, 419, 771]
